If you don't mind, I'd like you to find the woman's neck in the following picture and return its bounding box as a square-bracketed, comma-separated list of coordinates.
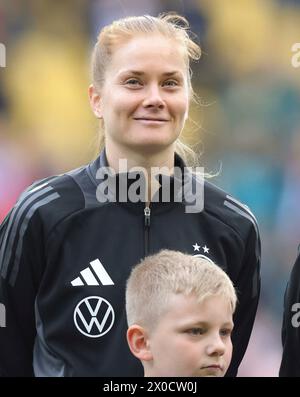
[105, 142, 175, 173]
[105, 142, 176, 204]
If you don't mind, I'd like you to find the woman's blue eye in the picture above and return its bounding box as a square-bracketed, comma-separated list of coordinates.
[164, 80, 178, 87]
[125, 79, 141, 85]
[124, 79, 178, 87]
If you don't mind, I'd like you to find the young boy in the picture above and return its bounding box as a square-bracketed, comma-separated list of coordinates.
[125, 250, 237, 377]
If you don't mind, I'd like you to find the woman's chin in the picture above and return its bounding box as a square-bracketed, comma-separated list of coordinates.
[130, 140, 174, 154]
[125, 134, 177, 152]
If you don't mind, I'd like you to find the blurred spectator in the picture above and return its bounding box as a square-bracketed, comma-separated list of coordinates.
[89, 0, 162, 39]
[3, 1, 95, 172]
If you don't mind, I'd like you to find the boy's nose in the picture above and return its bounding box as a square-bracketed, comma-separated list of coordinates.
[206, 335, 226, 356]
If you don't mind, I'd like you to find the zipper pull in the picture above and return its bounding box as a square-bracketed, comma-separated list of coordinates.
[144, 206, 151, 227]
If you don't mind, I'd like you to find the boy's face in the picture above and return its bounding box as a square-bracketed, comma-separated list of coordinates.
[146, 294, 234, 377]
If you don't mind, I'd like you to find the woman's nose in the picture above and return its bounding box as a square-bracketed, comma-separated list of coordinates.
[142, 84, 165, 109]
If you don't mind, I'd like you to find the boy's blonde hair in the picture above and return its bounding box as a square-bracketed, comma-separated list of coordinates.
[91, 13, 202, 165]
[126, 250, 237, 330]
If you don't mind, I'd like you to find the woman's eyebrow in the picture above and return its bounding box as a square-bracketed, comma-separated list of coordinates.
[118, 70, 183, 77]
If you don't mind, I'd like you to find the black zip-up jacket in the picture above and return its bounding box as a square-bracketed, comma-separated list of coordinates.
[0, 151, 260, 377]
[280, 251, 300, 376]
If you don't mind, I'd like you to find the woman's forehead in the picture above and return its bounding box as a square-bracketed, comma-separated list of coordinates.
[108, 35, 187, 75]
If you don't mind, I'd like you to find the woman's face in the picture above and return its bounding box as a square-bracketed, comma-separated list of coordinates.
[90, 35, 190, 156]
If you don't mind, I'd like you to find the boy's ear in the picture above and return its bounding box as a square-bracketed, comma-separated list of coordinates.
[127, 325, 153, 362]
[88, 84, 102, 119]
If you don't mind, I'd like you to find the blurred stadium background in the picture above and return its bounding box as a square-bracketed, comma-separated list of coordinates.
[1, 0, 300, 376]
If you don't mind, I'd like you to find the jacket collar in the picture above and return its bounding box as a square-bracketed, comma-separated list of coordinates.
[87, 150, 204, 212]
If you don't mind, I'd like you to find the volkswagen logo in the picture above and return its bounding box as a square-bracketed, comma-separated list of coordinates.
[73, 296, 115, 338]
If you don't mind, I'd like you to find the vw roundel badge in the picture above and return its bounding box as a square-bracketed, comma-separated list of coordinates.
[73, 296, 115, 338]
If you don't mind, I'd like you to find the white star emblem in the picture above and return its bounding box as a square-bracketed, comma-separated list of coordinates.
[202, 245, 210, 254]
[193, 243, 201, 252]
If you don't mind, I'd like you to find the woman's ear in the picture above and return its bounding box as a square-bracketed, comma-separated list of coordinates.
[88, 84, 102, 119]
[127, 325, 153, 362]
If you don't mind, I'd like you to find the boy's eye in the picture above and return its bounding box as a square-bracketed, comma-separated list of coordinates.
[186, 328, 205, 336]
[220, 328, 232, 337]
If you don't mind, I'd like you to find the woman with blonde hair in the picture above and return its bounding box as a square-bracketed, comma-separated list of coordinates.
[0, 13, 260, 377]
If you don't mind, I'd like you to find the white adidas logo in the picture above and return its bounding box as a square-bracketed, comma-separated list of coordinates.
[71, 259, 114, 286]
